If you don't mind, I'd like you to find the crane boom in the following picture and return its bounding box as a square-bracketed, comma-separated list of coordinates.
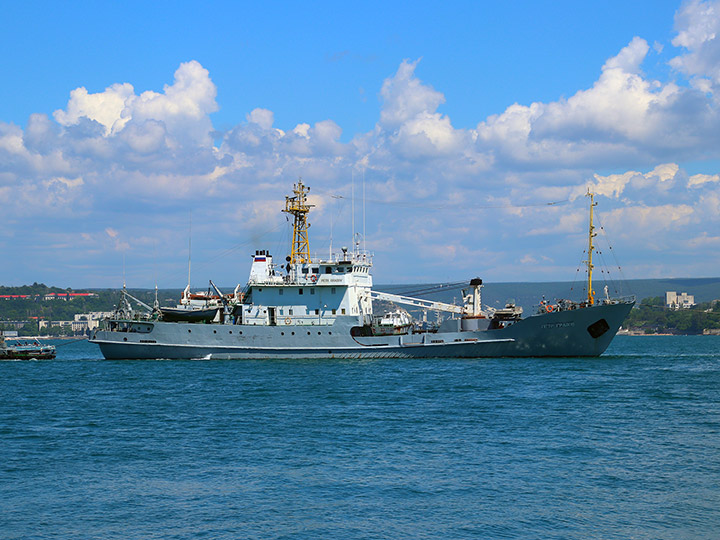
[369, 290, 467, 315]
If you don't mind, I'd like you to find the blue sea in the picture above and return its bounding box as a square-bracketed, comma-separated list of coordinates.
[2, 336, 719, 540]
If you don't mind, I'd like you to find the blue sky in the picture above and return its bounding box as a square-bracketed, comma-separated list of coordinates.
[1, 0, 719, 290]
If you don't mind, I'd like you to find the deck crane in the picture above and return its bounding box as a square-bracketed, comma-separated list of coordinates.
[368, 278, 485, 317]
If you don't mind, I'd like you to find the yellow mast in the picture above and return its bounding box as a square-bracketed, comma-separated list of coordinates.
[283, 179, 314, 264]
[586, 190, 597, 305]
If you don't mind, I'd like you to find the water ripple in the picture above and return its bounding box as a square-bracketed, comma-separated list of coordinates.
[1, 336, 719, 539]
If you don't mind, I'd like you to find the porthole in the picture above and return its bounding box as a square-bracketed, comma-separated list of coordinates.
[188, 329, 191, 333]
[281, 332, 284, 336]
[213, 330, 217, 334]
[123, 337, 127, 342]
[291, 331, 295, 335]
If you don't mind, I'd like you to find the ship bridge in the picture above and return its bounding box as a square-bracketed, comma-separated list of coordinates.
[242, 246, 374, 327]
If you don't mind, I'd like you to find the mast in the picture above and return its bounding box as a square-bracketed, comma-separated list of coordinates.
[586, 190, 597, 305]
[187, 212, 192, 290]
[362, 167, 366, 253]
[351, 170, 355, 255]
[283, 178, 314, 264]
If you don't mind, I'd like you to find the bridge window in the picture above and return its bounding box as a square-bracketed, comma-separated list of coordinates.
[324, 267, 332, 274]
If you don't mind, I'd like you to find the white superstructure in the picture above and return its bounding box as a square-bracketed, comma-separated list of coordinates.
[240, 248, 374, 327]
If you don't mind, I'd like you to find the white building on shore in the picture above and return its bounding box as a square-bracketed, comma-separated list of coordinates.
[39, 312, 114, 334]
[665, 291, 695, 310]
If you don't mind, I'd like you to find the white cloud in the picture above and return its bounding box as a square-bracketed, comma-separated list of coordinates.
[477, 37, 696, 170]
[5, 8, 720, 286]
[528, 210, 585, 236]
[588, 163, 680, 198]
[379, 59, 444, 129]
[688, 232, 720, 247]
[247, 108, 275, 130]
[688, 172, 720, 186]
[53, 83, 135, 135]
[52, 60, 217, 147]
[375, 60, 474, 161]
[670, 0, 720, 86]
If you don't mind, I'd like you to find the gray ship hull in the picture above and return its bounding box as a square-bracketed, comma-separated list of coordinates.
[90, 301, 633, 360]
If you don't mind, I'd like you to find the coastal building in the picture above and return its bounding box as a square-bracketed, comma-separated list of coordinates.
[665, 291, 695, 310]
[43, 292, 98, 301]
[39, 320, 74, 331]
[73, 312, 114, 332]
[0, 292, 97, 301]
[39, 312, 113, 335]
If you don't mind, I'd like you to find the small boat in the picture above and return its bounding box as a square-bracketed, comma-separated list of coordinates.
[0, 334, 56, 360]
[371, 309, 413, 335]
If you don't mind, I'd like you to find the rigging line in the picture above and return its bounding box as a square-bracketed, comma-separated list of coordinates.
[594, 246, 620, 296]
[593, 227, 622, 295]
[401, 281, 469, 294]
[315, 196, 348, 255]
[569, 263, 583, 297]
[53, 338, 88, 347]
[275, 219, 290, 260]
[309, 187, 569, 210]
[160, 222, 286, 285]
[379, 281, 469, 297]
[204, 222, 286, 263]
[594, 210, 631, 294]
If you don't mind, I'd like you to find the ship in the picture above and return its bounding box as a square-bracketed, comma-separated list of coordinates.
[0, 333, 56, 360]
[90, 181, 635, 359]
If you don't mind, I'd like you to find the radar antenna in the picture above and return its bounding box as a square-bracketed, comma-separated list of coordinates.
[283, 178, 314, 264]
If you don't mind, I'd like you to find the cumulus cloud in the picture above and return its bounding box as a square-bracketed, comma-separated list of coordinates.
[670, 0, 720, 86]
[4, 4, 720, 286]
[54, 83, 135, 135]
[379, 59, 445, 129]
[247, 108, 275, 130]
[475, 36, 709, 170]
[688, 172, 720, 186]
[588, 163, 680, 199]
[53, 60, 218, 147]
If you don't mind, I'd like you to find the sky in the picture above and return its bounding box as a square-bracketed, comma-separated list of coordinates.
[1, 0, 719, 290]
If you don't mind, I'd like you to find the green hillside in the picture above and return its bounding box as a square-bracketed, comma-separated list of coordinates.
[2, 278, 720, 336]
